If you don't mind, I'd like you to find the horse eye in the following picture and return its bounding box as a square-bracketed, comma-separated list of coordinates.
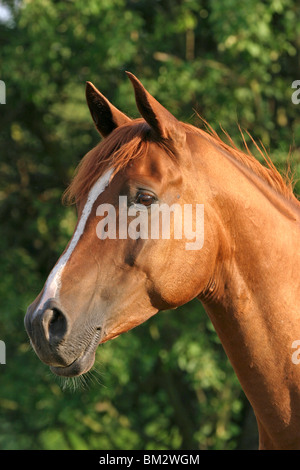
[135, 192, 155, 206]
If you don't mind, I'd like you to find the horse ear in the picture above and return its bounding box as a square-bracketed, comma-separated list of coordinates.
[126, 72, 185, 147]
[86, 81, 131, 137]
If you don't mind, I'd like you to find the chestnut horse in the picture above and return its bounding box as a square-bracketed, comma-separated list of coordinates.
[25, 73, 300, 450]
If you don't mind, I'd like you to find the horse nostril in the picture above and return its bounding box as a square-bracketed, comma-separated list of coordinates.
[43, 307, 68, 342]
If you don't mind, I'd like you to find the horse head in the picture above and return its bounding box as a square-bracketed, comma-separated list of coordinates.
[24, 73, 219, 377]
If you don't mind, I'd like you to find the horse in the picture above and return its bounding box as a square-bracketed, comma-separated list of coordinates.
[25, 72, 300, 450]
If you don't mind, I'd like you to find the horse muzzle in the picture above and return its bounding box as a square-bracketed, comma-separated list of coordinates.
[24, 298, 101, 377]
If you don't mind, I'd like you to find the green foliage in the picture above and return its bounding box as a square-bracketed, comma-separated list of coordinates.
[0, 0, 299, 450]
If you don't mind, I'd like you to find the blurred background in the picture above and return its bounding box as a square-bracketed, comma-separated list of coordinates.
[0, 0, 299, 450]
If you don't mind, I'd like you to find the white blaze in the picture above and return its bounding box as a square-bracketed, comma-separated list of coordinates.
[35, 167, 114, 315]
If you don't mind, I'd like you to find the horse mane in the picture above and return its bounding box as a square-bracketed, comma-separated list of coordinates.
[189, 117, 298, 204]
[63, 119, 173, 205]
[63, 117, 298, 206]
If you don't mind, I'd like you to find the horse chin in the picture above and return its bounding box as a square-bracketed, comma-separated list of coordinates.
[50, 349, 96, 377]
[49, 329, 101, 377]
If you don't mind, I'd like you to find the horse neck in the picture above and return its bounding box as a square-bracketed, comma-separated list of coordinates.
[195, 143, 300, 449]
